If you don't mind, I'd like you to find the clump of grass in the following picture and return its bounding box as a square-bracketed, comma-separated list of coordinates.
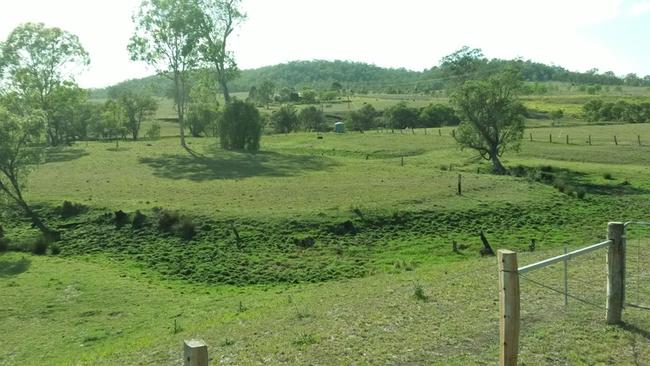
[114, 210, 129, 228]
[220, 338, 235, 347]
[413, 281, 428, 301]
[575, 189, 587, 199]
[603, 172, 613, 180]
[293, 332, 317, 346]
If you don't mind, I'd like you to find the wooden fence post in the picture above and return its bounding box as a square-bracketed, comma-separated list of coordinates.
[529, 133, 533, 142]
[606, 222, 625, 324]
[589, 135, 592, 146]
[499, 250, 520, 366]
[549, 134, 552, 143]
[614, 136, 618, 146]
[566, 135, 569, 145]
[638, 135, 642, 146]
[184, 340, 208, 366]
[457, 174, 462, 195]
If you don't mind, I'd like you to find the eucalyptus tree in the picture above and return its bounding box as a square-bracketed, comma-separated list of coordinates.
[196, 0, 245, 104]
[1, 23, 89, 146]
[452, 69, 526, 174]
[0, 105, 59, 240]
[129, 0, 203, 149]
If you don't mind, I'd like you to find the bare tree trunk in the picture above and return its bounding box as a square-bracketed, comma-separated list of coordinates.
[490, 153, 506, 175]
[220, 77, 231, 104]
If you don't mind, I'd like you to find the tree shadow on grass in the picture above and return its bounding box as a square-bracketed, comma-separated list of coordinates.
[0, 256, 31, 277]
[44, 147, 89, 163]
[139, 150, 340, 181]
[513, 165, 649, 196]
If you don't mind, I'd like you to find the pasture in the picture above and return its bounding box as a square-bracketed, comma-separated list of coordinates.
[3, 93, 650, 364]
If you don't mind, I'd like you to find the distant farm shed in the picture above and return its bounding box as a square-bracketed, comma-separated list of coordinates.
[334, 121, 345, 133]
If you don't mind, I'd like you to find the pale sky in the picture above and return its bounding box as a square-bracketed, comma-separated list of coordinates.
[1, 0, 649, 89]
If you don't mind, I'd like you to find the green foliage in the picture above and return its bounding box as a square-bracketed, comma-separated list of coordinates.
[129, 0, 204, 146]
[298, 106, 326, 132]
[219, 99, 262, 151]
[413, 282, 428, 301]
[145, 122, 162, 140]
[439, 46, 488, 86]
[116, 91, 158, 140]
[56, 201, 87, 218]
[452, 70, 526, 174]
[419, 103, 460, 127]
[384, 102, 420, 129]
[271, 105, 299, 133]
[583, 99, 650, 123]
[346, 104, 378, 132]
[1, 23, 89, 146]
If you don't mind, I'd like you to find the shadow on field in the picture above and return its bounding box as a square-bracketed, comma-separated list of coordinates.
[621, 322, 650, 341]
[139, 150, 339, 180]
[0, 256, 31, 277]
[514, 165, 649, 196]
[45, 148, 89, 163]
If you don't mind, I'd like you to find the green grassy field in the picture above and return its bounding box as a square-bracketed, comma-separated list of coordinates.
[3, 89, 650, 364]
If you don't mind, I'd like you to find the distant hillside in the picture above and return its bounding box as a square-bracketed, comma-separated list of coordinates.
[90, 59, 650, 99]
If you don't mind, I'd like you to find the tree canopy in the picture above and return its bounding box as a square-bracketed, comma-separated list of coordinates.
[452, 70, 526, 174]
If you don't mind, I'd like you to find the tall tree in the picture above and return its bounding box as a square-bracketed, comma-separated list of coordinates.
[440, 46, 487, 87]
[1, 23, 89, 146]
[451, 70, 526, 174]
[129, 0, 203, 149]
[0, 105, 59, 240]
[196, 0, 245, 104]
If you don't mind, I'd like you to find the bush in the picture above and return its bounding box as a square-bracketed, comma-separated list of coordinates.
[50, 243, 61, 255]
[603, 172, 613, 180]
[132, 210, 147, 229]
[57, 201, 87, 218]
[219, 100, 263, 152]
[178, 218, 197, 240]
[0, 224, 4, 239]
[145, 122, 161, 140]
[576, 189, 587, 199]
[0, 238, 8, 252]
[114, 210, 129, 227]
[32, 237, 49, 255]
[271, 105, 299, 133]
[158, 210, 180, 232]
[413, 282, 428, 301]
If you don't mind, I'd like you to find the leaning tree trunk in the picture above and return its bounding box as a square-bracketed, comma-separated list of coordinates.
[490, 152, 507, 175]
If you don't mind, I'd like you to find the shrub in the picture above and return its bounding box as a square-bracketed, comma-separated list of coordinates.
[114, 210, 129, 227]
[158, 210, 180, 232]
[132, 210, 146, 229]
[178, 218, 197, 240]
[0, 238, 8, 252]
[219, 100, 263, 152]
[271, 105, 299, 133]
[57, 201, 87, 218]
[603, 173, 613, 180]
[32, 237, 49, 255]
[413, 282, 428, 301]
[145, 122, 161, 140]
[0, 224, 4, 239]
[50, 243, 61, 255]
[576, 189, 587, 199]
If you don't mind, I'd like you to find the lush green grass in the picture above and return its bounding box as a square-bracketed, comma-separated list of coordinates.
[5, 89, 650, 364]
[2, 244, 650, 365]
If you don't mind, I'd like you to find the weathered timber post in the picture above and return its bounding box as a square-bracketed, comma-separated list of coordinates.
[439, 128, 442, 136]
[549, 133, 552, 143]
[589, 135, 592, 146]
[614, 135, 618, 146]
[530, 132, 533, 142]
[184, 340, 208, 366]
[638, 135, 642, 146]
[606, 222, 625, 324]
[457, 174, 462, 195]
[499, 250, 520, 366]
[566, 135, 569, 144]
[401, 156, 404, 167]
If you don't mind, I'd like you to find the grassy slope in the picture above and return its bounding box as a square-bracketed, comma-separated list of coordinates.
[2, 246, 650, 365]
[3, 88, 650, 364]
